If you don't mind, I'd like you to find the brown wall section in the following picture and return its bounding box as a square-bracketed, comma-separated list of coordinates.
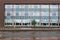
[0, 0, 60, 27]
[0, 0, 4, 27]
[2, 0, 60, 4]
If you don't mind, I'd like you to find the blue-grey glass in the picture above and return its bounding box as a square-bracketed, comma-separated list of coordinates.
[34, 5, 38, 8]
[31, 16, 40, 19]
[21, 16, 31, 19]
[24, 5, 29, 16]
[7, 13, 11, 16]
[41, 16, 49, 19]
[31, 8, 40, 12]
[50, 16, 58, 19]
[24, 16, 29, 19]
[5, 16, 12, 19]
[50, 9, 58, 12]
[24, 5, 29, 12]
[14, 5, 19, 8]
[13, 16, 29, 19]
[5, 8, 12, 10]
[16, 13, 19, 16]
[13, 16, 21, 19]
[19, 8, 40, 12]
[14, 9, 20, 13]
[14, 8, 20, 12]
[50, 8, 58, 20]
[41, 8, 49, 12]
[28, 8, 40, 12]
[13, 16, 41, 19]
[19, 8, 24, 11]
[5, 8, 12, 12]
[25, 13, 28, 16]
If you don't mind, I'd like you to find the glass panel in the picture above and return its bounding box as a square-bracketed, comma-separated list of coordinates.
[5, 5, 13, 8]
[5, 5, 13, 26]
[50, 5, 58, 26]
[41, 5, 49, 24]
[5, 4, 58, 27]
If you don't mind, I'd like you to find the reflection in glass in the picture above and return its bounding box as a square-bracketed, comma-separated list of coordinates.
[5, 4, 59, 27]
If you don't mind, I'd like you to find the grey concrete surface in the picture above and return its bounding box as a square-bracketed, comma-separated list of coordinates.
[0, 31, 60, 38]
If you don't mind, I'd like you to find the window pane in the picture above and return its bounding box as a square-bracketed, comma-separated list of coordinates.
[41, 5, 49, 23]
[5, 5, 13, 26]
[5, 4, 58, 27]
[50, 5, 58, 23]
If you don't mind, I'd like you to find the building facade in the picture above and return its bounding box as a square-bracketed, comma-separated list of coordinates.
[0, 0, 60, 40]
[0, 0, 60, 27]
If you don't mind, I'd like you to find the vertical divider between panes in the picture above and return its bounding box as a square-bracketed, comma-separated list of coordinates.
[12, 5, 15, 28]
[58, 4, 59, 27]
[30, 5, 32, 28]
[40, 5, 41, 27]
[49, 4, 50, 27]
[21, 5, 23, 27]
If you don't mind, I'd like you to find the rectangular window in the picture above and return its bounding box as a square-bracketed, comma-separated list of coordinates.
[5, 4, 59, 27]
[41, 5, 49, 26]
[50, 5, 58, 27]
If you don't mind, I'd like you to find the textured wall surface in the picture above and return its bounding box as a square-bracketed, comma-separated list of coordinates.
[0, 31, 60, 40]
[0, 31, 60, 38]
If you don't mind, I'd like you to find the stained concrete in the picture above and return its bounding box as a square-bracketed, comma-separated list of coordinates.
[0, 31, 60, 38]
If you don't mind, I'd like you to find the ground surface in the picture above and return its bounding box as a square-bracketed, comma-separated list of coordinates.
[0, 31, 60, 40]
[0, 37, 60, 40]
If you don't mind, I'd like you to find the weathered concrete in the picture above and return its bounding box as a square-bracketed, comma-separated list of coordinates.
[0, 31, 60, 38]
